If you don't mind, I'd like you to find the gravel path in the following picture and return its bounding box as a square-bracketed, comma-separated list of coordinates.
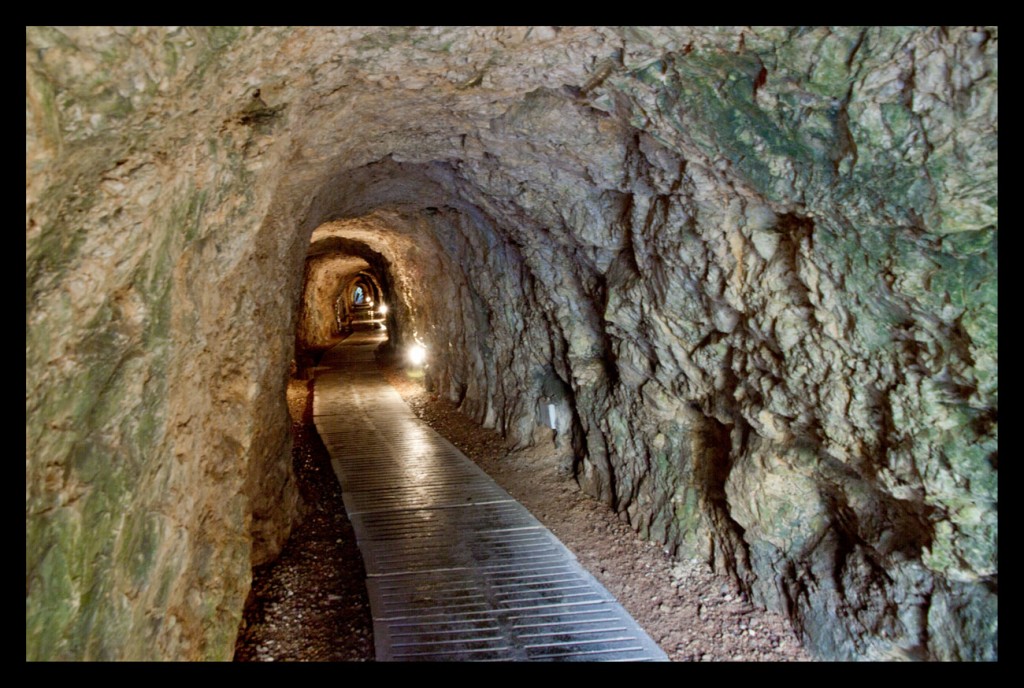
[234, 376, 374, 662]
[235, 343, 812, 662]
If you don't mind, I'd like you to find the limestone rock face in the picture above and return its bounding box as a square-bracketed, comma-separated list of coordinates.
[295, 253, 369, 353]
[27, 26, 996, 660]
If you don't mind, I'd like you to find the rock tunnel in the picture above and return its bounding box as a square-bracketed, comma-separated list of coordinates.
[26, 27, 997, 661]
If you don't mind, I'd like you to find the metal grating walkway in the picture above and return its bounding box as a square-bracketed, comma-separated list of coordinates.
[312, 332, 668, 662]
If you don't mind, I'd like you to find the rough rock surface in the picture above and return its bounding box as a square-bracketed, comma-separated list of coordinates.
[27, 27, 996, 661]
[295, 254, 368, 355]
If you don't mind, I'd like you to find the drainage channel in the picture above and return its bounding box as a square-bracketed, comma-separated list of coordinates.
[313, 331, 668, 662]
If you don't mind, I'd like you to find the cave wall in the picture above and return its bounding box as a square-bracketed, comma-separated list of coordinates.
[26, 26, 307, 660]
[27, 27, 996, 660]
[294, 254, 369, 352]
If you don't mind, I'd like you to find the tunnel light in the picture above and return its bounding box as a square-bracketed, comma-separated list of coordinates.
[408, 343, 427, 366]
[378, 303, 388, 315]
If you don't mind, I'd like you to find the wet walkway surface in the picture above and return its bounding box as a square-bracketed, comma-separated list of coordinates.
[313, 332, 667, 661]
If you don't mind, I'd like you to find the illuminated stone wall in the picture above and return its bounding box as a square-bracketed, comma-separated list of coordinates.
[27, 26, 996, 660]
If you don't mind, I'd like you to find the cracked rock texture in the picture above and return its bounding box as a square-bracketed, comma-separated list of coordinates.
[295, 252, 368, 355]
[26, 26, 996, 661]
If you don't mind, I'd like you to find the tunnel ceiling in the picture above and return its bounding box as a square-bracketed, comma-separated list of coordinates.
[26, 27, 996, 662]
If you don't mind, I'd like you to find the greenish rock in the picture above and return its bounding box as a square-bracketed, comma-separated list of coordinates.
[26, 25, 996, 663]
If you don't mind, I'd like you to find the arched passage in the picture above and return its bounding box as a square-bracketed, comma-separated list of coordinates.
[336, 270, 385, 332]
[25, 26, 997, 663]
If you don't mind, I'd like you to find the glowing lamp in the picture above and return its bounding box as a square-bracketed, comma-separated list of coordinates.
[408, 344, 427, 366]
[378, 303, 388, 315]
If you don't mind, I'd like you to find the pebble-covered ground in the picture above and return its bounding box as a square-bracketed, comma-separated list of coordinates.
[233, 375, 374, 662]
[235, 342, 813, 662]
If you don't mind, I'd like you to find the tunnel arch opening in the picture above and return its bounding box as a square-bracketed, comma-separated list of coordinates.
[23, 26, 997, 663]
[278, 156, 585, 458]
[335, 270, 386, 335]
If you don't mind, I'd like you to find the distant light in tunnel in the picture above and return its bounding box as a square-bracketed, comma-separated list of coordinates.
[408, 343, 427, 366]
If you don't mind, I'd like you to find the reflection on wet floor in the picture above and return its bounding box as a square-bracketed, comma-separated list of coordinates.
[313, 331, 667, 661]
